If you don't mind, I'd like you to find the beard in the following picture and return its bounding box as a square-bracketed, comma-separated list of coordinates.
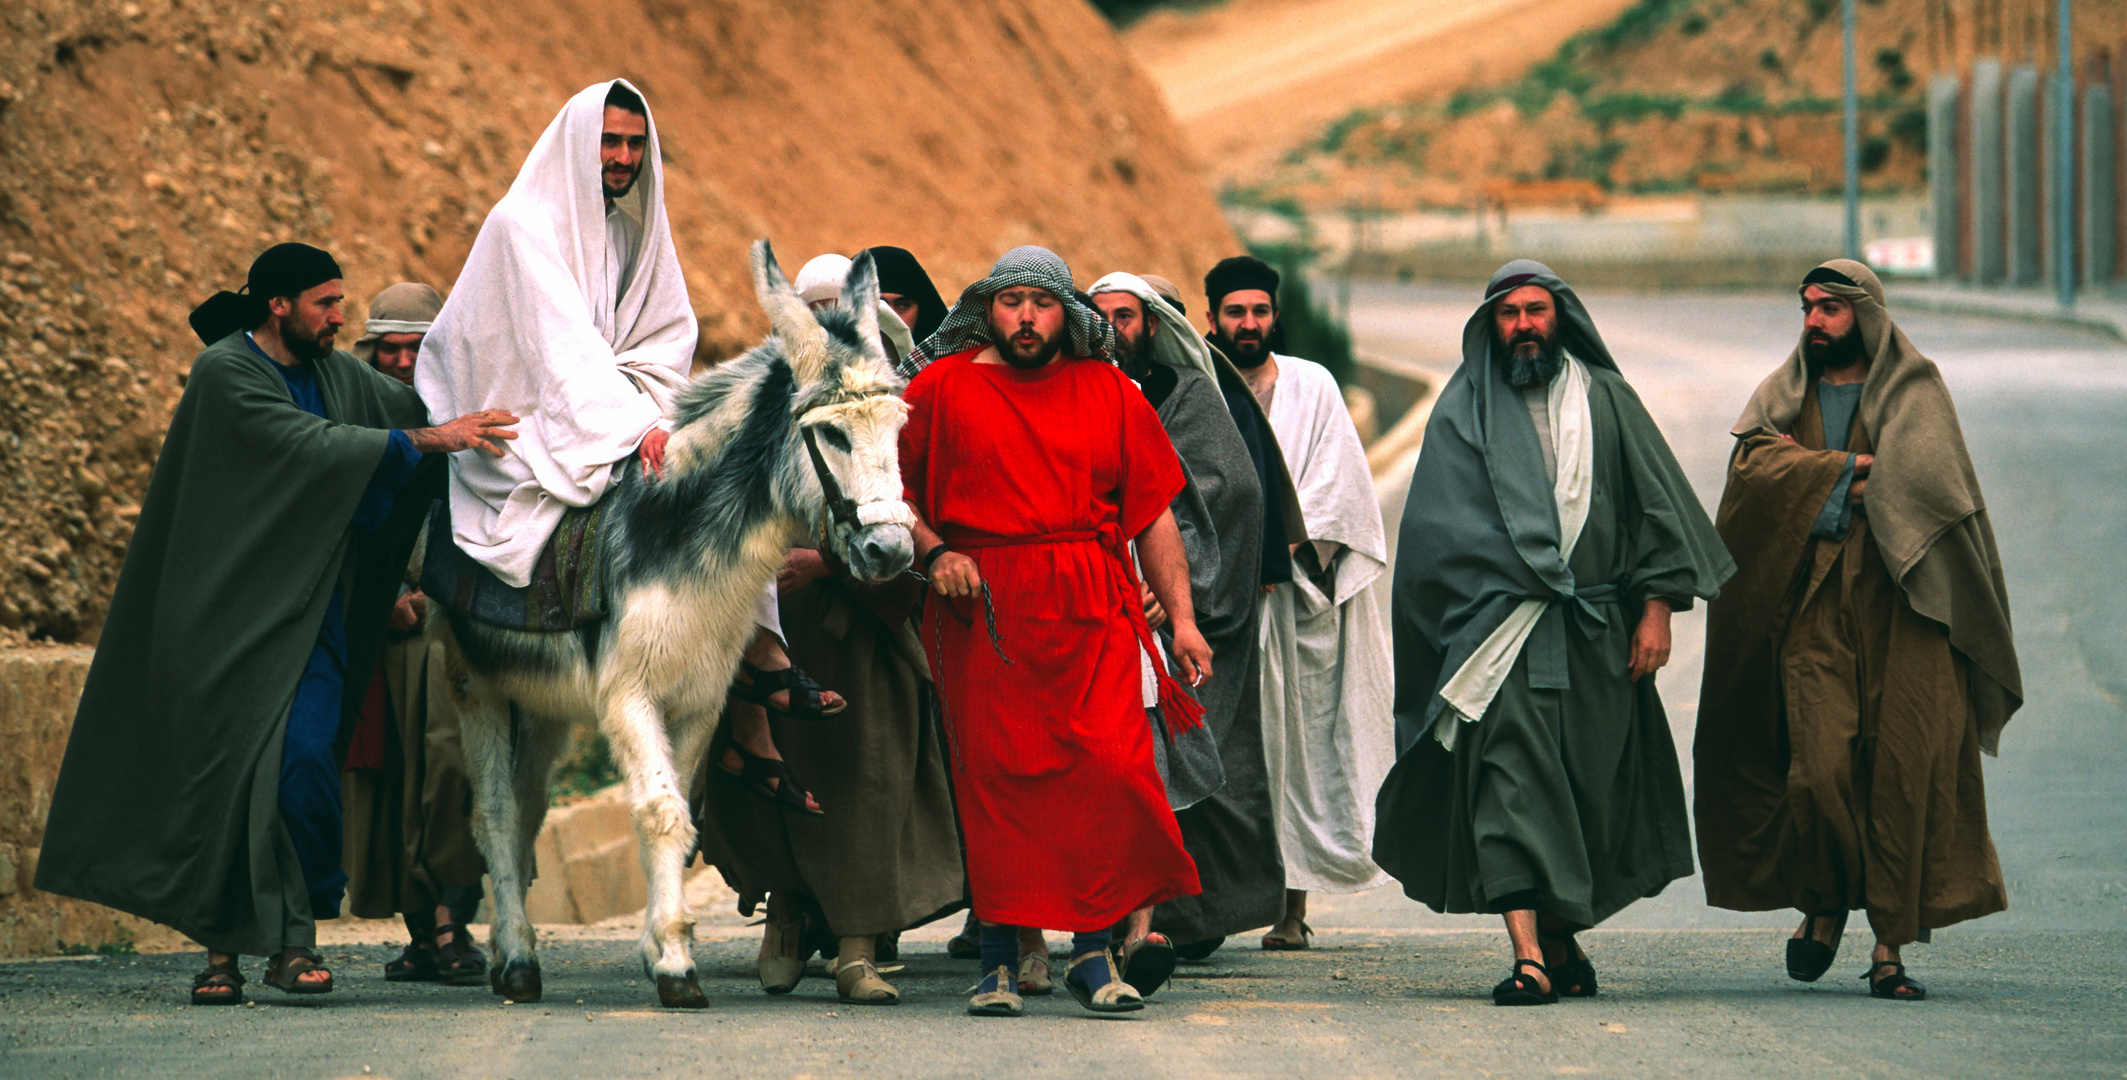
[279, 319, 334, 363]
[1209, 328, 1272, 369]
[1498, 328, 1562, 387]
[995, 324, 1064, 369]
[603, 161, 641, 200]
[1802, 324, 1865, 375]
[1114, 324, 1152, 376]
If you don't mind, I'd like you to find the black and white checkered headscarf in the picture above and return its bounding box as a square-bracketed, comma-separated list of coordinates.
[904, 245, 1114, 377]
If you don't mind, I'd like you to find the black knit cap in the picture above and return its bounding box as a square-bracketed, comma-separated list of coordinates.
[188, 242, 343, 345]
[1203, 255, 1281, 313]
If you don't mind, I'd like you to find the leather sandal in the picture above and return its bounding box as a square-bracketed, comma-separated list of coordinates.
[433, 923, 489, 986]
[968, 964, 1024, 1017]
[832, 956, 900, 1005]
[1539, 932, 1598, 997]
[384, 942, 439, 983]
[731, 662, 846, 721]
[1787, 911, 1846, 982]
[1016, 950, 1053, 996]
[718, 742, 824, 817]
[190, 959, 245, 1006]
[1863, 960, 1928, 1001]
[263, 948, 334, 995]
[1120, 932, 1177, 997]
[1064, 948, 1143, 1013]
[1261, 920, 1312, 951]
[757, 916, 807, 994]
[1492, 958, 1557, 1006]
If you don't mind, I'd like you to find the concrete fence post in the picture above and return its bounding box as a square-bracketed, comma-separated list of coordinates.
[1971, 60, 2006, 284]
[2007, 65, 2043, 285]
[2086, 83, 2117, 286]
[1930, 75, 1961, 280]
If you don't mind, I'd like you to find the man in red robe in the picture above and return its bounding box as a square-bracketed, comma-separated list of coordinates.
[901, 246, 1209, 1017]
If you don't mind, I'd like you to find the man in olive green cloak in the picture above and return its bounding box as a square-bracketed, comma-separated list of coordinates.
[1376, 260, 1732, 1006]
[34, 244, 515, 1004]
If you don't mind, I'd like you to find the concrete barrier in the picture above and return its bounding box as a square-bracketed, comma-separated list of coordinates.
[1929, 75, 1961, 281]
[2007, 65, 2044, 286]
[1970, 60, 2006, 284]
[2086, 84, 2117, 287]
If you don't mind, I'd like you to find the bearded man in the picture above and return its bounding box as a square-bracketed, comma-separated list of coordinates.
[1376, 260, 1730, 1005]
[418, 81, 835, 822]
[1089, 272, 1296, 990]
[36, 244, 516, 1005]
[1696, 260, 2019, 1002]
[901, 246, 1207, 1017]
[1205, 255, 1393, 950]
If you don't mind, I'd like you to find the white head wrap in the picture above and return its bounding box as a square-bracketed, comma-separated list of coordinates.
[416, 79, 697, 588]
[795, 254, 853, 307]
[1087, 272, 1219, 383]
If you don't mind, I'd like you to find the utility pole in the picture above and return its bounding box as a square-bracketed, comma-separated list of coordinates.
[1842, 0, 1861, 262]
[2054, 0, 2075, 307]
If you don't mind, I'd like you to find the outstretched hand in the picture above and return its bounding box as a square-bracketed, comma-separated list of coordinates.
[1627, 597, 1673, 682]
[408, 410, 519, 456]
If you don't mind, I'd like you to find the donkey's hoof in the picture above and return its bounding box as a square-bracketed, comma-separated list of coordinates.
[497, 959, 542, 1003]
[657, 971, 708, 1010]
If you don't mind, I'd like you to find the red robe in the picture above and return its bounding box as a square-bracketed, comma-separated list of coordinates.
[901, 348, 1202, 931]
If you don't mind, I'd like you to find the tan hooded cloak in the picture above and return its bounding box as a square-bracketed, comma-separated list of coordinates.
[1695, 259, 2018, 945]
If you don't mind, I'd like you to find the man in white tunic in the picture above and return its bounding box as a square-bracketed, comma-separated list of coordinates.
[1203, 257, 1395, 950]
[417, 81, 835, 812]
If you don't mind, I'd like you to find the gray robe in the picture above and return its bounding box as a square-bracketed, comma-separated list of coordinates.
[1374, 262, 1733, 929]
[1141, 364, 1287, 945]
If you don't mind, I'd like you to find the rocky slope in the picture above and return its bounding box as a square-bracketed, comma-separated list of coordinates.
[0, 0, 1238, 643]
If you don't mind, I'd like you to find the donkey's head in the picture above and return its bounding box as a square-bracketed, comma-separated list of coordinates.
[752, 240, 914, 583]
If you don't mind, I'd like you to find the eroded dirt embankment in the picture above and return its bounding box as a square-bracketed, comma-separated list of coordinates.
[0, 0, 1238, 643]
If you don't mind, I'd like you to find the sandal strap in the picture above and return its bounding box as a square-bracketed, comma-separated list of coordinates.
[194, 961, 245, 988]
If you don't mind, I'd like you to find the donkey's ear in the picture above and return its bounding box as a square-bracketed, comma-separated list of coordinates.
[842, 250, 882, 359]
[752, 239, 828, 379]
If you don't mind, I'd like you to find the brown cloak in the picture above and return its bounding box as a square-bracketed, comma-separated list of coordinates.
[1695, 259, 2016, 944]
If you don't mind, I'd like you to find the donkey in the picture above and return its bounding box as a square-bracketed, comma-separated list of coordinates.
[434, 241, 914, 1008]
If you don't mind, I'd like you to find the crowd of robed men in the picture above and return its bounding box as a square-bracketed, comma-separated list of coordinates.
[33, 79, 2020, 1016]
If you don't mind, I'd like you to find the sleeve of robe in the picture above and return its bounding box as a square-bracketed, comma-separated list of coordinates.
[1116, 372, 1187, 539]
[1604, 375, 1736, 609]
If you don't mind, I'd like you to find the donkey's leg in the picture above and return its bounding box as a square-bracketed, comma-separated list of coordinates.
[601, 687, 706, 1008]
[453, 679, 544, 1002]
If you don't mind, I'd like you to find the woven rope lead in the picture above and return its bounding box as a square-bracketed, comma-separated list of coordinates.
[906, 569, 1012, 665]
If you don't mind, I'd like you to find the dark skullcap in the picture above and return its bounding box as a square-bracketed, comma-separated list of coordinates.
[188, 242, 344, 346]
[864, 245, 949, 345]
[1204, 255, 1281, 313]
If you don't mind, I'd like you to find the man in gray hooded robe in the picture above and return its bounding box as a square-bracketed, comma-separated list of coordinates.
[1374, 260, 1732, 1005]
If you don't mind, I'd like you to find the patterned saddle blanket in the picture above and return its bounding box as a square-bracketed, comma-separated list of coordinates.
[420, 460, 635, 632]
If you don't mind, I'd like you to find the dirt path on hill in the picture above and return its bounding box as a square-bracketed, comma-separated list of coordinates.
[1125, 0, 1640, 182]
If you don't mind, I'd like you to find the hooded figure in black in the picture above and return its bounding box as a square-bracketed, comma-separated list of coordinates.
[865, 245, 949, 351]
[1373, 260, 1732, 1005]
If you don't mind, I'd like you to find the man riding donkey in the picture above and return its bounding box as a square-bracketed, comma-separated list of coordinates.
[416, 79, 847, 827]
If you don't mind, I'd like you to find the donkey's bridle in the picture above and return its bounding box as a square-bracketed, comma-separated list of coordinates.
[801, 403, 915, 537]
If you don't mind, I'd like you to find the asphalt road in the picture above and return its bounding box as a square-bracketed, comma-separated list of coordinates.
[4, 285, 2124, 1078]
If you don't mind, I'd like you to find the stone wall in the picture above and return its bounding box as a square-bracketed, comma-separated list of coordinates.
[0, 647, 180, 956]
[0, 646, 703, 955]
